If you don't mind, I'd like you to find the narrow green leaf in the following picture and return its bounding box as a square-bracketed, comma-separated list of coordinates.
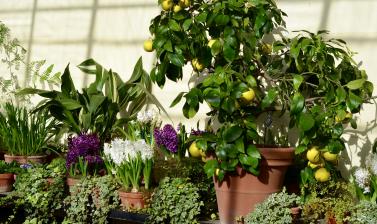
[170, 92, 186, 108]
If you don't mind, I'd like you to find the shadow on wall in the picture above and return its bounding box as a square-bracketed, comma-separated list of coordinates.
[339, 101, 377, 178]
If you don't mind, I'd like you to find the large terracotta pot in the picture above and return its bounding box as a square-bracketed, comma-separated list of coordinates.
[118, 190, 146, 210]
[0, 173, 14, 192]
[4, 154, 47, 164]
[214, 147, 295, 224]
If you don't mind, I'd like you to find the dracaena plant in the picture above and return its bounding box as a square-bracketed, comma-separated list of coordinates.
[19, 57, 166, 143]
[147, 0, 374, 182]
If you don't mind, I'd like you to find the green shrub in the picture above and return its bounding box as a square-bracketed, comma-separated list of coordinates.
[346, 200, 377, 224]
[245, 188, 301, 224]
[63, 175, 119, 224]
[147, 177, 203, 224]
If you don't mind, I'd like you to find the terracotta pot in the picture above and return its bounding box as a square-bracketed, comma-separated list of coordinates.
[4, 154, 47, 164]
[291, 207, 301, 224]
[214, 147, 295, 224]
[0, 173, 14, 192]
[66, 177, 80, 194]
[118, 190, 145, 210]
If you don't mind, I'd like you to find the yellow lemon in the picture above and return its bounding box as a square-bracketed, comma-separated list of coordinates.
[189, 142, 204, 158]
[314, 168, 330, 182]
[143, 39, 153, 52]
[173, 4, 182, 13]
[308, 161, 320, 169]
[306, 147, 320, 163]
[323, 151, 338, 162]
[241, 89, 255, 103]
[192, 58, 204, 71]
[208, 39, 218, 48]
[162, 0, 173, 11]
[261, 43, 272, 54]
[179, 0, 190, 8]
[215, 168, 220, 176]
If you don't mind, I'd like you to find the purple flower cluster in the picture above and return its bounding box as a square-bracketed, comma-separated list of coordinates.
[66, 133, 103, 169]
[154, 124, 178, 153]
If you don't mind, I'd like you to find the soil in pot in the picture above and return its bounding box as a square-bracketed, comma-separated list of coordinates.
[214, 147, 295, 224]
[4, 154, 47, 164]
[0, 173, 14, 192]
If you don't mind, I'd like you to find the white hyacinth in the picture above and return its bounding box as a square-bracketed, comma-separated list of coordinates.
[104, 138, 154, 165]
[354, 168, 371, 194]
[366, 154, 377, 176]
[137, 109, 156, 123]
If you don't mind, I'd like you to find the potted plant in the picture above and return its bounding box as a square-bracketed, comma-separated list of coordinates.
[0, 102, 56, 164]
[104, 137, 154, 210]
[65, 132, 103, 193]
[19, 57, 166, 143]
[147, 177, 203, 224]
[0, 161, 20, 192]
[346, 200, 377, 224]
[146, 0, 373, 222]
[244, 188, 302, 224]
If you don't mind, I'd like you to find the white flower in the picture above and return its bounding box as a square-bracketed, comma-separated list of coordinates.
[105, 138, 154, 165]
[137, 109, 157, 123]
[354, 168, 371, 193]
[134, 139, 154, 161]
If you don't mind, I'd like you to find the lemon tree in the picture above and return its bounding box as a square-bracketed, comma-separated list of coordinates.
[147, 0, 374, 182]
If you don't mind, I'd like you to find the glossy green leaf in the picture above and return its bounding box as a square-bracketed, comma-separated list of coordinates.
[168, 19, 181, 31]
[223, 125, 243, 142]
[347, 91, 363, 111]
[299, 113, 315, 131]
[295, 145, 307, 155]
[261, 88, 278, 110]
[204, 159, 218, 177]
[290, 92, 305, 115]
[246, 145, 261, 159]
[170, 92, 185, 107]
[60, 99, 82, 110]
[293, 74, 304, 90]
[345, 78, 366, 90]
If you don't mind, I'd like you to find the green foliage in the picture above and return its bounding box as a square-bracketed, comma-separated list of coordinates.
[346, 200, 377, 224]
[0, 164, 66, 223]
[301, 180, 356, 224]
[0, 160, 21, 173]
[63, 175, 120, 224]
[245, 188, 301, 224]
[153, 157, 218, 219]
[148, 0, 373, 182]
[19, 57, 164, 143]
[0, 102, 56, 156]
[147, 177, 203, 224]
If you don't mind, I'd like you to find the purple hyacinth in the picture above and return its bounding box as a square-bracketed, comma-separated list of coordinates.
[154, 124, 178, 153]
[85, 155, 103, 165]
[66, 133, 101, 169]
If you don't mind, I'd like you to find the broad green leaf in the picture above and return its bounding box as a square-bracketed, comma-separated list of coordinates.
[290, 92, 305, 115]
[295, 145, 307, 155]
[196, 11, 207, 22]
[203, 88, 221, 108]
[168, 19, 181, 31]
[246, 75, 257, 88]
[235, 138, 245, 153]
[336, 87, 346, 102]
[214, 14, 230, 26]
[347, 91, 363, 111]
[223, 125, 243, 142]
[88, 95, 106, 113]
[204, 159, 218, 177]
[240, 155, 258, 166]
[293, 75, 304, 90]
[60, 99, 82, 110]
[182, 19, 192, 31]
[299, 113, 315, 131]
[261, 88, 278, 110]
[170, 92, 185, 107]
[223, 43, 236, 62]
[61, 64, 76, 96]
[345, 79, 366, 90]
[168, 53, 185, 67]
[246, 145, 261, 159]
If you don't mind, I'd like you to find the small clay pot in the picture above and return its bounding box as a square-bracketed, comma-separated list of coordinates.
[4, 154, 47, 164]
[0, 173, 14, 193]
[118, 190, 145, 210]
[66, 177, 80, 194]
